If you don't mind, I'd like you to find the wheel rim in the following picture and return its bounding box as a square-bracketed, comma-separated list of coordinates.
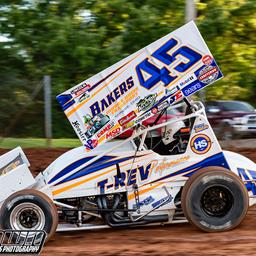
[10, 202, 45, 230]
[200, 185, 234, 217]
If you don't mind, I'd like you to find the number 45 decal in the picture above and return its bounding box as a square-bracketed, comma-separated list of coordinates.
[136, 38, 202, 90]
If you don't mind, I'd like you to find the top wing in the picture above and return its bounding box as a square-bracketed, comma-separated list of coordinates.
[57, 21, 223, 151]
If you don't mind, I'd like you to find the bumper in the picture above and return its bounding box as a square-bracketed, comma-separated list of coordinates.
[233, 125, 256, 135]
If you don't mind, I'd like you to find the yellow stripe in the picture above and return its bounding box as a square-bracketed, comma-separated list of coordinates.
[66, 71, 122, 118]
[65, 51, 202, 118]
[52, 154, 152, 196]
[158, 90, 164, 97]
[53, 158, 199, 197]
[127, 167, 200, 201]
[128, 182, 162, 201]
[52, 169, 112, 196]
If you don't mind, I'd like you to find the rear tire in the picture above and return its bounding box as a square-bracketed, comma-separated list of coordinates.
[221, 124, 234, 140]
[0, 189, 58, 241]
[181, 167, 248, 232]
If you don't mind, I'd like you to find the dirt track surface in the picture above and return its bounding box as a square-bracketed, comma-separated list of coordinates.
[0, 146, 256, 255]
[44, 209, 256, 256]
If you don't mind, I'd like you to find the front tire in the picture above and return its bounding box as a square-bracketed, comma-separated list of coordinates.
[0, 189, 58, 241]
[181, 167, 249, 232]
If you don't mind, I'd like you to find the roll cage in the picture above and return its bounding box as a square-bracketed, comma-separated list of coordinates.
[46, 99, 206, 189]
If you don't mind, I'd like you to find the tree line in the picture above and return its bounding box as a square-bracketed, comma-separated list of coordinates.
[0, 0, 255, 137]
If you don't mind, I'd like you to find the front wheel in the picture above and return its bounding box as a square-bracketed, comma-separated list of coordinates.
[0, 189, 58, 241]
[181, 167, 249, 232]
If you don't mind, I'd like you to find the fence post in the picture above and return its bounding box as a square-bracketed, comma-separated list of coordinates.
[44, 75, 52, 147]
[185, 0, 205, 103]
[185, 0, 196, 22]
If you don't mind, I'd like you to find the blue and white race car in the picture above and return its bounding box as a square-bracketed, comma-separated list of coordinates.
[0, 22, 255, 241]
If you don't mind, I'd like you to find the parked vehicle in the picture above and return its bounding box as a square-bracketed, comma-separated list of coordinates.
[206, 100, 256, 140]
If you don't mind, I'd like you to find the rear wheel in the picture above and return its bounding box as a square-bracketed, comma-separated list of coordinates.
[0, 189, 58, 241]
[221, 124, 234, 140]
[181, 167, 249, 232]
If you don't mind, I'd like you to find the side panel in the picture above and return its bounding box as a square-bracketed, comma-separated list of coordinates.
[0, 147, 30, 170]
[0, 165, 35, 203]
[223, 150, 256, 206]
[50, 115, 229, 202]
[127, 182, 182, 216]
[0, 147, 35, 203]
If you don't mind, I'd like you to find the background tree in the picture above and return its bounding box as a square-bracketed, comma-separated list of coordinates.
[0, 0, 255, 138]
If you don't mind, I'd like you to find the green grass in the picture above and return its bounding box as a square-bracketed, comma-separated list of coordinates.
[0, 137, 81, 149]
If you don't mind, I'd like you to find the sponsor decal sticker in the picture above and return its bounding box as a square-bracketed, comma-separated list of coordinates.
[97, 162, 154, 193]
[135, 111, 152, 124]
[137, 94, 157, 112]
[158, 101, 170, 111]
[190, 134, 212, 154]
[118, 111, 137, 126]
[179, 73, 197, 89]
[151, 195, 173, 208]
[194, 123, 209, 133]
[133, 196, 155, 209]
[155, 156, 190, 173]
[151, 107, 158, 114]
[198, 65, 219, 84]
[90, 76, 135, 117]
[84, 113, 110, 139]
[72, 120, 87, 142]
[202, 55, 213, 65]
[182, 82, 203, 97]
[152, 100, 170, 114]
[96, 122, 115, 138]
[0, 155, 24, 176]
[165, 87, 178, 96]
[71, 83, 91, 97]
[106, 127, 121, 140]
[169, 90, 183, 104]
[122, 121, 135, 130]
[79, 92, 90, 103]
[84, 139, 98, 150]
[107, 87, 138, 116]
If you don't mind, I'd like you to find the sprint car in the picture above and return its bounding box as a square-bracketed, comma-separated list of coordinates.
[1, 21, 256, 241]
[0, 100, 256, 241]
